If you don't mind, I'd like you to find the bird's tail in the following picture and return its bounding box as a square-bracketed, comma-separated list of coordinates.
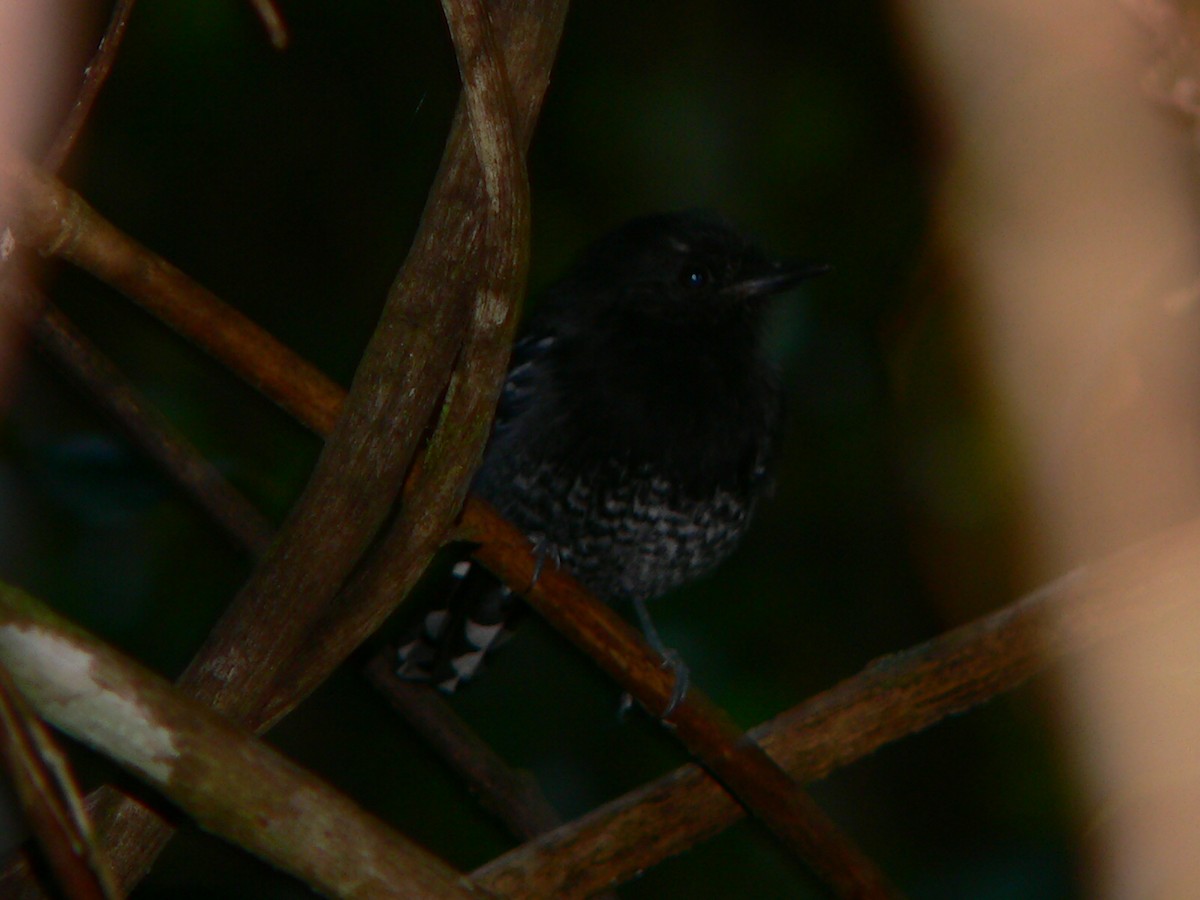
[395, 559, 526, 693]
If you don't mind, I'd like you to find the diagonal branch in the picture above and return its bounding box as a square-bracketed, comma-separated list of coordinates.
[42, 0, 138, 173]
[463, 502, 897, 897]
[472, 512, 1200, 896]
[0, 153, 345, 437]
[32, 301, 273, 557]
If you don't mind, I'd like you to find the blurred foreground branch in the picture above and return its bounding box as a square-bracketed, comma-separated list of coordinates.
[0, 584, 484, 899]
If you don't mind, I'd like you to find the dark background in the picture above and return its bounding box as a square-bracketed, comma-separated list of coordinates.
[3, 2, 1078, 896]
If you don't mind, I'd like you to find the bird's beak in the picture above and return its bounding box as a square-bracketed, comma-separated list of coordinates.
[728, 260, 831, 300]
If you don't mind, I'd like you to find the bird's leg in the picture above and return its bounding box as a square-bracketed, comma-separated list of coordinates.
[632, 596, 690, 717]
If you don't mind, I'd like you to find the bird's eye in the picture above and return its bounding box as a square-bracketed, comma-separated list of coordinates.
[680, 266, 710, 290]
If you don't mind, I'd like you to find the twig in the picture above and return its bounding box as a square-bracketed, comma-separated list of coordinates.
[246, 0, 290, 50]
[0, 154, 345, 437]
[0, 659, 117, 900]
[0, 583, 488, 900]
[365, 656, 562, 840]
[32, 302, 274, 557]
[248, 0, 566, 731]
[42, 0, 138, 173]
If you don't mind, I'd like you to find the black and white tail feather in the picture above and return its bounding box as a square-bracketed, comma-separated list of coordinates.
[395, 559, 526, 692]
[395, 330, 550, 692]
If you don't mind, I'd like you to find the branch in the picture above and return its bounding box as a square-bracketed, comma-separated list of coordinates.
[245, 0, 289, 50]
[32, 302, 273, 557]
[0, 154, 344, 437]
[472, 512, 1200, 897]
[252, 0, 540, 731]
[0, 584, 487, 900]
[42, 0, 138, 173]
[0, 659, 117, 900]
[463, 502, 897, 898]
[365, 656, 562, 841]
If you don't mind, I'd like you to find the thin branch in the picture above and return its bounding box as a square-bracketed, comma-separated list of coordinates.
[366, 656, 563, 840]
[0, 153, 345, 437]
[42, 0, 138, 173]
[471, 513, 1200, 897]
[246, 0, 290, 50]
[32, 302, 273, 557]
[0, 660, 117, 900]
[0, 583, 487, 900]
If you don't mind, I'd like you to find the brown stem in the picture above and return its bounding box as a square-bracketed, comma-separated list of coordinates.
[33, 303, 273, 557]
[365, 656, 563, 840]
[251, 0, 543, 732]
[0, 154, 345, 437]
[42, 0, 138, 173]
[245, 0, 289, 50]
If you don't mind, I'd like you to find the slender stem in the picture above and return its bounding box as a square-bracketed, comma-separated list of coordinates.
[33, 303, 273, 557]
[42, 0, 138, 173]
[365, 656, 563, 840]
[245, 0, 289, 50]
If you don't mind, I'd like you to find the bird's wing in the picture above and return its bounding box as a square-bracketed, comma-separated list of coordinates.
[493, 330, 557, 434]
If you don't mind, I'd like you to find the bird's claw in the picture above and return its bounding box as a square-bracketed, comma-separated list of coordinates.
[528, 539, 561, 590]
[615, 647, 690, 721]
[658, 647, 690, 718]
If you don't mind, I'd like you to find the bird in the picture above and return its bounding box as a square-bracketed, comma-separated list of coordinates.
[396, 210, 826, 703]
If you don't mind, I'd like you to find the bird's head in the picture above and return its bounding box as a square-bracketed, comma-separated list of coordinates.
[556, 211, 828, 327]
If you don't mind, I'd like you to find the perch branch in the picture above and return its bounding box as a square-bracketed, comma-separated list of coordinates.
[463, 503, 897, 898]
[472, 513, 1200, 897]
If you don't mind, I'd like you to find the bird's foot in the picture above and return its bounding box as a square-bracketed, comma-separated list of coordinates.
[630, 596, 690, 718]
[616, 650, 689, 719]
[528, 538, 561, 590]
[657, 647, 690, 718]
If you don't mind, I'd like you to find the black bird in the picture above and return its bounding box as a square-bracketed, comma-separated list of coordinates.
[397, 211, 825, 700]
